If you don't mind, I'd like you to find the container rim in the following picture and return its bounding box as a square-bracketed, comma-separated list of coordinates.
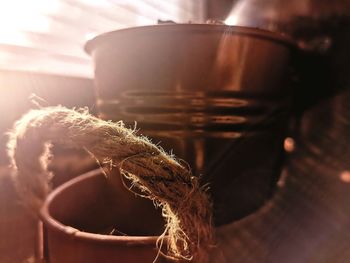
[39, 169, 161, 245]
[84, 23, 296, 55]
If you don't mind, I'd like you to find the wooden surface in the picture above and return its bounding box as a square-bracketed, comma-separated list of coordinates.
[0, 91, 349, 262]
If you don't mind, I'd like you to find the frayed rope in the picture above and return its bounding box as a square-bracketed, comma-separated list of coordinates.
[7, 106, 214, 262]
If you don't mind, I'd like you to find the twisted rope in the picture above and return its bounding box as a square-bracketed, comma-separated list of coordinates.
[7, 106, 213, 262]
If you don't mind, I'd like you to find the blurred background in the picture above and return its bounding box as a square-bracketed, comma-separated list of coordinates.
[0, 0, 349, 262]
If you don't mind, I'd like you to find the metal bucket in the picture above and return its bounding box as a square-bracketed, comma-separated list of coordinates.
[39, 169, 166, 263]
[85, 24, 296, 225]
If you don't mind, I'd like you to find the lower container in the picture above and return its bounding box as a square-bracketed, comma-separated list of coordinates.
[39, 169, 167, 263]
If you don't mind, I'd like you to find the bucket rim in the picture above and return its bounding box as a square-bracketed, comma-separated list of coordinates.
[40, 169, 161, 245]
[84, 23, 296, 55]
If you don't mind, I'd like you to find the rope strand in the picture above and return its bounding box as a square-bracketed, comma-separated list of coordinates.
[7, 106, 213, 262]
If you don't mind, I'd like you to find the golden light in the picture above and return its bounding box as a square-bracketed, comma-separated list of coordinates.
[225, 1, 246, 26]
[0, 0, 59, 38]
[284, 137, 295, 153]
[85, 32, 98, 41]
[0, 0, 205, 77]
[225, 14, 239, 26]
[340, 171, 350, 183]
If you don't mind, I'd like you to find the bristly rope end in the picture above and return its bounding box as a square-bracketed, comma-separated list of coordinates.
[7, 106, 214, 262]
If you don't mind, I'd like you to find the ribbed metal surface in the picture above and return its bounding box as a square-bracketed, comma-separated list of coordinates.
[87, 24, 294, 224]
[98, 91, 279, 134]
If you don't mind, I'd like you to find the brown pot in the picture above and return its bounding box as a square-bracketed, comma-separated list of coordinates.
[85, 24, 296, 225]
[39, 169, 167, 263]
[86, 24, 293, 225]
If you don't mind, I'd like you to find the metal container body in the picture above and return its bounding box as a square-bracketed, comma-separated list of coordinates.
[40, 170, 165, 263]
[86, 24, 295, 225]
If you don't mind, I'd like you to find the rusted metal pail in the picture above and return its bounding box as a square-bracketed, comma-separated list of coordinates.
[40, 169, 166, 263]
[85, 24, 296, 225]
